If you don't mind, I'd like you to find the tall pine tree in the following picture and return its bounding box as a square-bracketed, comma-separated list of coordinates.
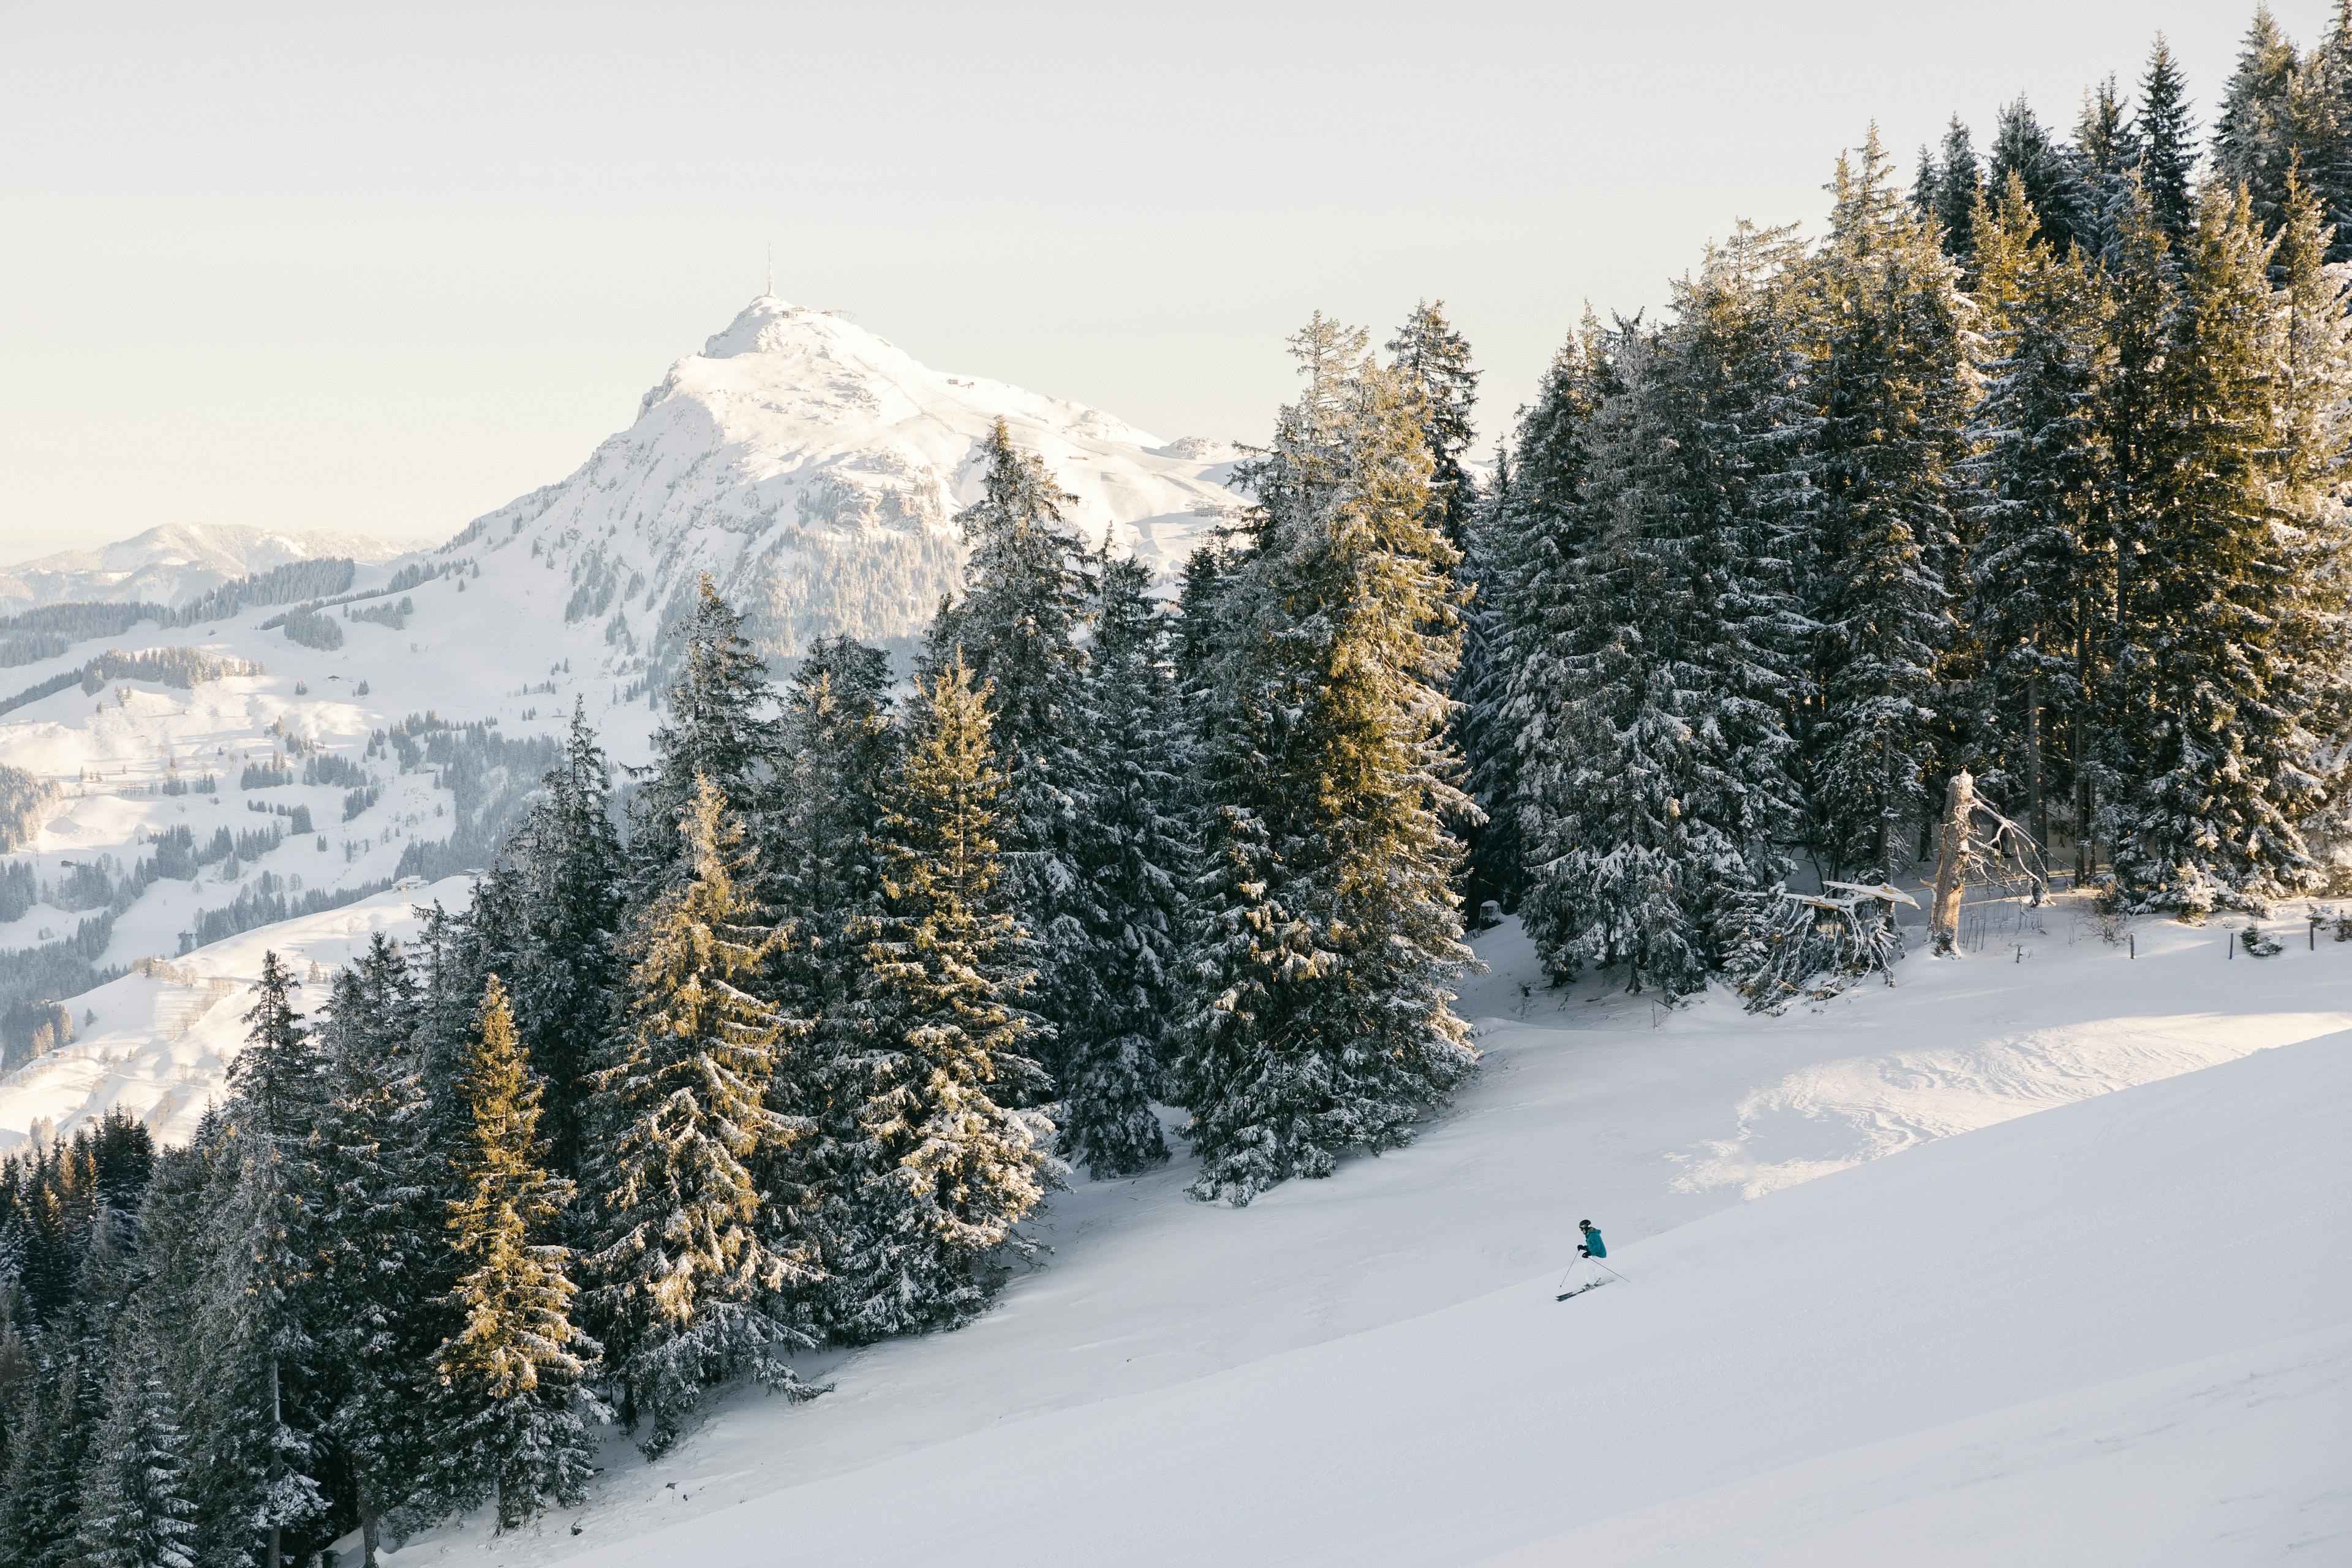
[1174, 319, 1477, 1204]
[1799, 131, 1972, 881]
[925, 420, 1098, 1096]
[432, 976, 601, 1528]
[586, 778, 815, 1455]
[1060, 551, 1186, 1177]
[827, 655, 1060, 1337]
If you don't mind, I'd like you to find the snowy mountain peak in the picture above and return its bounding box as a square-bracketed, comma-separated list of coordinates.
[455, 293, 1242, 676]
[699, 293, 831, 359]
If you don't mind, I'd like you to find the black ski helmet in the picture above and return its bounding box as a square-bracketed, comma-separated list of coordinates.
[1578, 1219, 1593, 1229]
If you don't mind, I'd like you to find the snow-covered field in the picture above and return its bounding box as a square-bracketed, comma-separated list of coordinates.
[386, 902, 2352, 1566]
[0, 876, 471, 1151]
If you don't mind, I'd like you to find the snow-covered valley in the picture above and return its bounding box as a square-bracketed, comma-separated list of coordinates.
[0, 293, 1240, 1145]
[383, 905, 2352, 1567]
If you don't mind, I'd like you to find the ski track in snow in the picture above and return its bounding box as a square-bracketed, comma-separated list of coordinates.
[1671, 1008, 2352, 1198]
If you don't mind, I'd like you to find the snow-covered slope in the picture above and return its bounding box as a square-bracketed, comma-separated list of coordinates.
[0, 522, 406, 609]
[0, 295, 1243, 1148]
[0, 877, 473, 1151]
[383, 903, 2351, 1566]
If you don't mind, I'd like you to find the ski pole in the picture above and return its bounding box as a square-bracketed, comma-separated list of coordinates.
[1593, 1261, 1631, 1284]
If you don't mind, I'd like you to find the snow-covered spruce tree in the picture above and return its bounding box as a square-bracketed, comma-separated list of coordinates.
[1921, 116, 1985, 275]
[505, 701, 626, 1180]
[1452, 447, 1520, 919]
[1470, 321, 1618, 917]
[1386, 301, 1496, 910]
[2307, 3, 2352, 263]
[311, 935, 444, 1560]
[2084, 172, 2179, 877]
[71, 1349, 197, 1568]
[629, 575, 779, 889]
[1797, 130, 1971, 882]
[1959, 173, 2111, 851]
[409, 899, 504, 1134]
[1386, 300, 1482, 554]
[827, 654, 1058, 1338]
[1060, 550, 1186, 1178]
[2212, 9, 2303, 240]
[1173, 318, 1477, 1205]
[2111, 184, 2313, 910]
[924, 418, 1097, 1093]
[0, 1208, 133, 1567]
[1986, 96, 2095, 257]
[431, 976, 601, 1529]
[758, 635, 896, 1338]
[2071, 74, 2143, 265]
[1172, 541, 1235, 692]
[2133, 35, 2199, 247]
[2270, 172, 2352, 867]
[0, 1349, 94, 1567]
[766, 636, 897, 1023]
[119, 1128, 235, 1566]
[585, 777, 815, 1457]
[192, 951, 331, 1567]
[1516, 320, 1714, 995]
[1518, 224, 1812, 996]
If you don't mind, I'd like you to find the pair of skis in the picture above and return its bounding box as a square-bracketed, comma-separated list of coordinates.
[1555, 1259, 1629, 1302]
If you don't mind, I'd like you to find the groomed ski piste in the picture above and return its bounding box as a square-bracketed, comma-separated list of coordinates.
[383, 895, 2352, 1567]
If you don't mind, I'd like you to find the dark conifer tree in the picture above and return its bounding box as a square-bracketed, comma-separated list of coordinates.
[827, 655, 1059, 1335]
[72, 1348, 198, 1568]
[1060, 551, 1186, 1177]
[2213, 9, 2302, 237]
[760, 635, 896, 1335]
[506, 703, 625, 1178]
[925, 418, 1097, 1093]
[631, 576, 778, 886]
[1800, 130, 1970, 880]
[2089, 174, 2181, 876]
[2307, 1, 2352, 261]
[1961, 174, 2111, 850]
[1472, 323, 1618, 916]
[1988, 97, 2095, 255]
[190, 953, 331, 1568]
[2073, 74, 2143, 262]
[1517, 224, 1811, 994]
[310, 937, 439, 1563]
[2112, 185, 2310, 908]
[1386, 300, 1482, 553]
[2135, 34, 2199, 246]
[1929, 116, 1985, 274]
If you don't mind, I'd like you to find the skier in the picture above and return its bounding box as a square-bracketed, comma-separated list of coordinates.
[1569, 1219, 1606, 1293]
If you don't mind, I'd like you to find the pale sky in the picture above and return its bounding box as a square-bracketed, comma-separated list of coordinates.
[0, 1, 2335, 565]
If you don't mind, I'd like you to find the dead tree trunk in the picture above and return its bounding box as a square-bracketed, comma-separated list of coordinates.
[1931, 770, 1975, 955]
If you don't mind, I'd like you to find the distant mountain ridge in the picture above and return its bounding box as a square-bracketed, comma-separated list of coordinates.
[0, 522, 408, 610]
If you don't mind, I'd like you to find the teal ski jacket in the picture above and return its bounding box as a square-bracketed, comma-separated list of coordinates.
[1581, 1228, 1605, 1258]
